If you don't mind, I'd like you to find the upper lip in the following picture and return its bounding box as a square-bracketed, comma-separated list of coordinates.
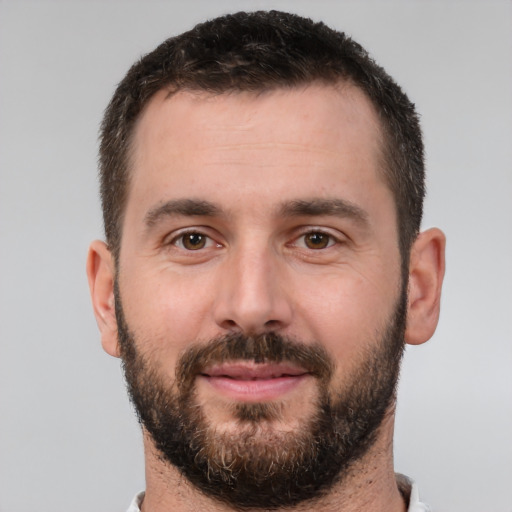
[201, 362, 309, 380]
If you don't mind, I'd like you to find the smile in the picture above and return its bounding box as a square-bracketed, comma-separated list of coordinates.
[199, 363, 310, 401]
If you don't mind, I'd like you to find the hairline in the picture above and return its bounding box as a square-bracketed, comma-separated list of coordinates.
[114, 79, 401, 264]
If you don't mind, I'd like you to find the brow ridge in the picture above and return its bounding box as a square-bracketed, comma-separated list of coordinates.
[145, 199, 222, 228]
[278, 198, 368, 225]
[144, 197, 368, 230]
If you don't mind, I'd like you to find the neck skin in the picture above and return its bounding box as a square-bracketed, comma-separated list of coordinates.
[140, 406, 407, 512]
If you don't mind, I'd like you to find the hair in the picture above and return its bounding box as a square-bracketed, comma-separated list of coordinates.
[99, 10, 425, 268]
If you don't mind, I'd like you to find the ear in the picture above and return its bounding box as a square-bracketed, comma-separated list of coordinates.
[86, 240, 120, 357]
[405, 228, 446, 345]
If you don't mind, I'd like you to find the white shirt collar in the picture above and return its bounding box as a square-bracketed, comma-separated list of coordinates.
[127, 476, 430, 511]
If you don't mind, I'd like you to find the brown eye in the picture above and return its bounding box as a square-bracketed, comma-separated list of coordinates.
[304, 232, 331, 249]
[181, 233, 207, 250]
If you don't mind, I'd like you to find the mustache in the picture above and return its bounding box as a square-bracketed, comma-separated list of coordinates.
[176, 332, 334, 390]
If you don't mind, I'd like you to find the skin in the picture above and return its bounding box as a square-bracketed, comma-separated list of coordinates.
[87, 84, 445, 511]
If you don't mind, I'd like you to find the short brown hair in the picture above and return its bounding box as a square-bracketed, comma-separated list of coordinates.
[99, 10, 424, 266]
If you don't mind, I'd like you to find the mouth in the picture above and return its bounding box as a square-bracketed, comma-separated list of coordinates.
[199, 362, 311, 401]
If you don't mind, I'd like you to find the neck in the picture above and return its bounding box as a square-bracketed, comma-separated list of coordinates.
[140, 411, 406, 512]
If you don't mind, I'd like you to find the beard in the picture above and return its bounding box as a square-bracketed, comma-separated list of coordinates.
[115, 282, 407, 510]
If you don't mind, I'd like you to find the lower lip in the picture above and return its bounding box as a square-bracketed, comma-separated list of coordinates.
[200, 374, 309, 402]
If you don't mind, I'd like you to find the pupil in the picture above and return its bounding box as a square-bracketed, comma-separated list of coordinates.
[185, 233, 204, 249]
[307, 233, 328, 249]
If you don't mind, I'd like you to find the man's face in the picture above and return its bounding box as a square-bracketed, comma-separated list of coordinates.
[116, 85, 405, 506]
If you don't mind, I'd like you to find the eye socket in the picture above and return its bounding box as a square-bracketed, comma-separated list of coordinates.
[173, 232, 213, 251]
[294, 231, 338, 250]
[303, 232, 332, 249]
[170, 229, 338, 252]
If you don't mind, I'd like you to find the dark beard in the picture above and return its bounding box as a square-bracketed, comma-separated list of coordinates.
[115, 283, 407, 510]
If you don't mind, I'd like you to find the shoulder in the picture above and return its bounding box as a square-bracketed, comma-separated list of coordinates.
[396, 474, 431, 512]
[126, 491, 145, 512]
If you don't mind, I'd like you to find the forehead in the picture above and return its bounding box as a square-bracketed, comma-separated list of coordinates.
[133, 83, 383, 155]
[127, 84, 388, 217]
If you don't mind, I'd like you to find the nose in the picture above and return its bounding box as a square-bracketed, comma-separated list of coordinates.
[213, 242, 293, 335]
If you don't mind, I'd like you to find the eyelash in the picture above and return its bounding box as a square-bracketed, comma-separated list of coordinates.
[291, 229, 339, 250]
[170, 230, 220, 251]
[168, 228, 341, 252]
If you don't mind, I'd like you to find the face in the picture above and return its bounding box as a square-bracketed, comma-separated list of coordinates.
[116, 85, 405, 507]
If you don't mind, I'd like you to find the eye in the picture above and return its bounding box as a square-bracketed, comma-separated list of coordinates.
[304, 232, 331, 249]
[173, 231, 215, 250]
[296, 231, 337, 250]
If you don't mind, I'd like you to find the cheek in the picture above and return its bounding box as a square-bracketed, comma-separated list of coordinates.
[119, 267, 217, 361]
[292, 268, 400, 363]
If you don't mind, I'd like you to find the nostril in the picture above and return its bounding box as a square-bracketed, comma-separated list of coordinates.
[219, 318, 283, 336]
[220, 319, 241, 331]
[264, 320, 281, 329]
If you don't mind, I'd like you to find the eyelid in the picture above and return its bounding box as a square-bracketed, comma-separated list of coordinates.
[162, 225, 346, 252]
[165, 227, 222, 250]
[290, 227, 345, 249]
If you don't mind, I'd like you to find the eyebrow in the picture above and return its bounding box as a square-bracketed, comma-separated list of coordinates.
[144, 199, 222, 228]
[144, 197, 369, 230]
[278, 198, 369, 226]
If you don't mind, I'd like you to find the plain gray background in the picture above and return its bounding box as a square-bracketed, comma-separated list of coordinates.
[1, 1, 511, 511]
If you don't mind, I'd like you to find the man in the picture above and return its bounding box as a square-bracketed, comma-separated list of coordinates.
[87, 10, 445, 512]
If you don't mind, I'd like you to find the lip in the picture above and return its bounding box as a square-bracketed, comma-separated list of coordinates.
[199, 362, 310, 401]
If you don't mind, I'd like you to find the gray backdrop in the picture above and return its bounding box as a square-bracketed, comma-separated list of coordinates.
[1, 1, 511, 511]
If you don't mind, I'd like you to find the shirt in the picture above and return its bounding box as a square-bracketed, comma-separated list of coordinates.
[126, 475, 431, 511]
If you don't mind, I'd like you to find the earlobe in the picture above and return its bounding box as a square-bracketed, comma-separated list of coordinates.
[405, 228, 446, 346]
[86, 240, 121, 357]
